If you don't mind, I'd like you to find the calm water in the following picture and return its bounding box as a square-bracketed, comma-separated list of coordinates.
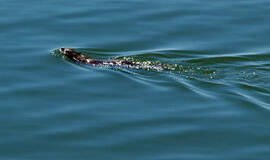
[1, 0, 270, 159]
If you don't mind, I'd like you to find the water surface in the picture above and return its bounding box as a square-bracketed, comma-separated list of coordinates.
[1, 0, 270, 159]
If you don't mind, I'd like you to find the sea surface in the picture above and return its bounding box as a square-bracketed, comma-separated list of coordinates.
[1, 0, 270, 159]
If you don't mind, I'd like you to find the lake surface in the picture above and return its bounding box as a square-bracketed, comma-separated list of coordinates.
[1, 0, 270, 159]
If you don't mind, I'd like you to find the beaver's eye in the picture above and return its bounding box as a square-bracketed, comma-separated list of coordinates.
[60, 48, 65, 52]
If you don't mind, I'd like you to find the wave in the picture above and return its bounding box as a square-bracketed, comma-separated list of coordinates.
[52, 48, 270, 110]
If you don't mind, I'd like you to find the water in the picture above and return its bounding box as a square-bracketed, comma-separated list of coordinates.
[1, 0, 270, 159]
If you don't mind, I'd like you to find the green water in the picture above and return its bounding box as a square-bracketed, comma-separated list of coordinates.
[1, 0, 270, 159]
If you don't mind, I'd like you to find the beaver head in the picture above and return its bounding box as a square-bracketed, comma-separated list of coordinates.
[59, 48, 75, 55]
[59, 47, 82, 58]
[58, 48, 95, 63]
[58, 48, 83, 62]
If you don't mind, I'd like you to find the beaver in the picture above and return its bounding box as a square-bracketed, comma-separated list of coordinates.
[59, 48, 136, 66]
[58, 48, 164, 71]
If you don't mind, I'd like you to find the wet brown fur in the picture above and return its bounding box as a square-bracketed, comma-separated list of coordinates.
[59, 48, 134, 66]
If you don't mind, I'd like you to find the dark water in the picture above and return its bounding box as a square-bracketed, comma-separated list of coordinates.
[2, 0, 270, 159]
